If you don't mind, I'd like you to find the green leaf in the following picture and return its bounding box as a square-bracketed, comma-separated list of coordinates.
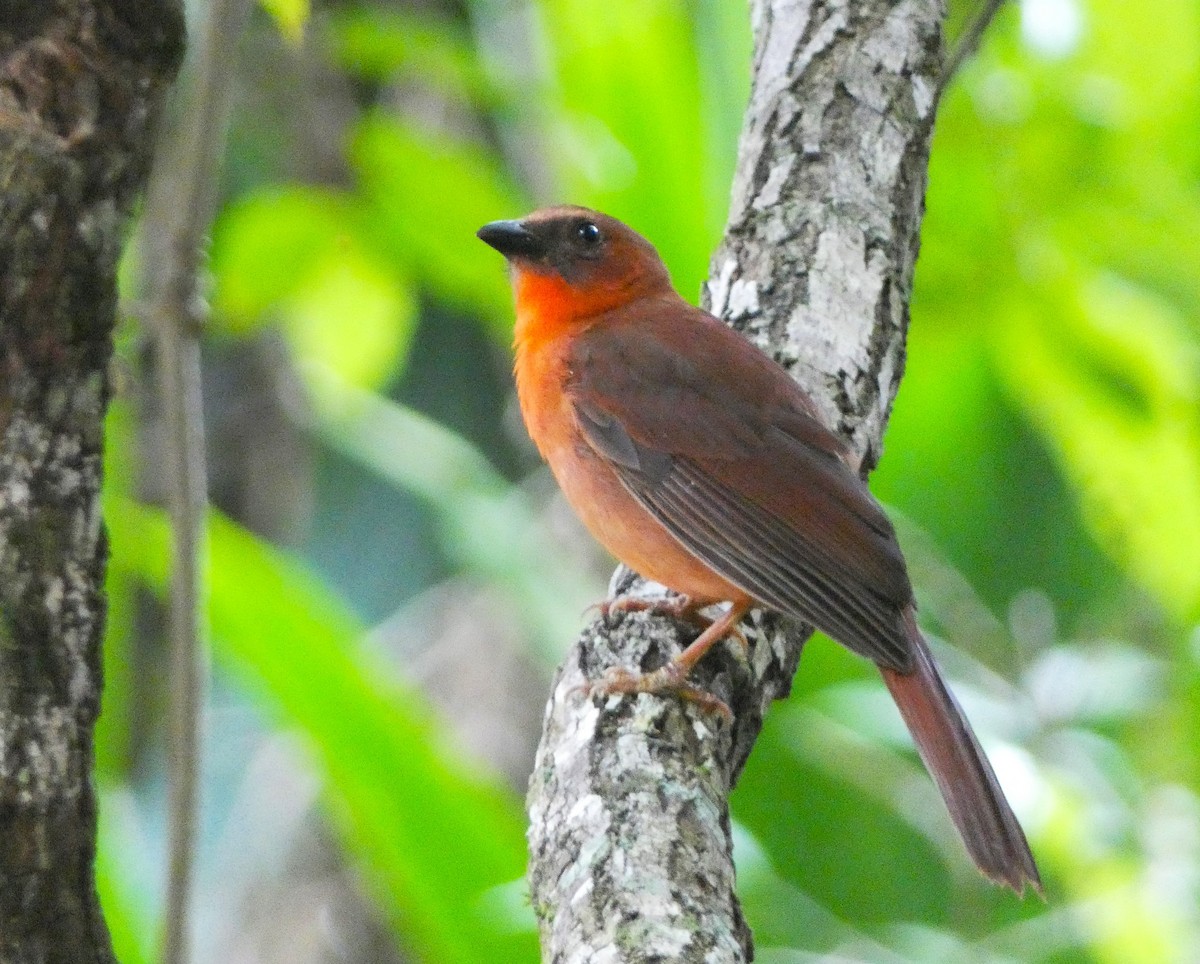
[1059, 177, 1200, 326]
[97, 790, 154, 964]
[211, 187, 417, 390]
[328, 8, 496, 105]
[992, 268, 1200, 619]
[212, 188, 347, 326]
[258, 0, 309, 45]
[691, 0, 752, 242]
[286, 246, 417, 389]
[734, 823, 894, 956]
[538, 0, 717, 300]
[732, 700, 954, 926]
[106, 498, 535, 963]
[350, 114, 526, 331]
[305, 367, 594, 662]
[1079, 0, 1199, 140]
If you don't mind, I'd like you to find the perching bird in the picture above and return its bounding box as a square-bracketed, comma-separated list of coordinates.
[478, 205, 1040, 894]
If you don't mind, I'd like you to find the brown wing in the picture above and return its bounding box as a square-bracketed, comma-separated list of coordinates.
[567, 303, 915, 671]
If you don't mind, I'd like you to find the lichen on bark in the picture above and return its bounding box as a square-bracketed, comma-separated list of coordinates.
[0, 3, 184, 961]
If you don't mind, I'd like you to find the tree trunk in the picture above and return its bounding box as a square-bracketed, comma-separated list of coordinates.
[526, 1, 945, 960]
[0, 4, 184, 962]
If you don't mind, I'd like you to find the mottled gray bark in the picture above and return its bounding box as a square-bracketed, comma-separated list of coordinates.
[0, 4, 184, 962]
[526, 2, 945, 961]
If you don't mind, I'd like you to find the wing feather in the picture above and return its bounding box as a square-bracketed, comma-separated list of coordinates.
[634, 457, 911, 669]
[567, 312, 914, 670]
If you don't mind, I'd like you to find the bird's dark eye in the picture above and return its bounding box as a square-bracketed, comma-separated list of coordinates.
[576, 221, 602, 246]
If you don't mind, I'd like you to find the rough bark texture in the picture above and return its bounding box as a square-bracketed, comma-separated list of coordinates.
[526, 1, 945, 961]
[0, 4, 184, 962]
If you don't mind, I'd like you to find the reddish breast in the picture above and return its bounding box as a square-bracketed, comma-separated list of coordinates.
[512, 290, 746, 606]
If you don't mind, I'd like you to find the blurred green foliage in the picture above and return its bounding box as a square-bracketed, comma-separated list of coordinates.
[258, 0, 309, 45]
[100, 0, 1200, 961]
[108, 495, 535, 961]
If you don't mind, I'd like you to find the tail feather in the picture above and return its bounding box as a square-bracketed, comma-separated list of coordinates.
[880, 610, 1042, 895]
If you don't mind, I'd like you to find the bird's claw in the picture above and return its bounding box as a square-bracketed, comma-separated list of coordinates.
[595, 594, 711, 630]
[586, 664, 733, 722]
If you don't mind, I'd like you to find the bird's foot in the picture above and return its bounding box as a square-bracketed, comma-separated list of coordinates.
[579, 598, 753, 720]
[596, 595, 750, 658]
[588, 663, 733, 722]
[596, 593, 710, 629]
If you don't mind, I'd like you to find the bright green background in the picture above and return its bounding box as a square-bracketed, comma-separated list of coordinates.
[99, 0, 1200, 961]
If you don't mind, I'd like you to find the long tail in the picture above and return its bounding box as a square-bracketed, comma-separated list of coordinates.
[880, 610, 1041, 895]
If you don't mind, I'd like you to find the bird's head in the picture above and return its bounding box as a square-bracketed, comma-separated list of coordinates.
[478, 206, 673, 326]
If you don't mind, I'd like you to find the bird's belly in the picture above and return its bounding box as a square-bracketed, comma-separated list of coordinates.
[546, 440, 743, 605]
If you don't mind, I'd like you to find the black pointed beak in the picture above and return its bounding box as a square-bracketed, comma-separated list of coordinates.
[477, 219, 545, 260]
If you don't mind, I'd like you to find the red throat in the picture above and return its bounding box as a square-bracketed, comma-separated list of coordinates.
[514, 269, 577, 328]
[511, 263, 668, 346]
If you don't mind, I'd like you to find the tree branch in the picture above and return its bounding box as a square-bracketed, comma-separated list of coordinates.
[940, 0, 1006, 96]
[526, 2, 944, 960]
[139, 0, 252, 961]
[0, 3, 183, 962]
